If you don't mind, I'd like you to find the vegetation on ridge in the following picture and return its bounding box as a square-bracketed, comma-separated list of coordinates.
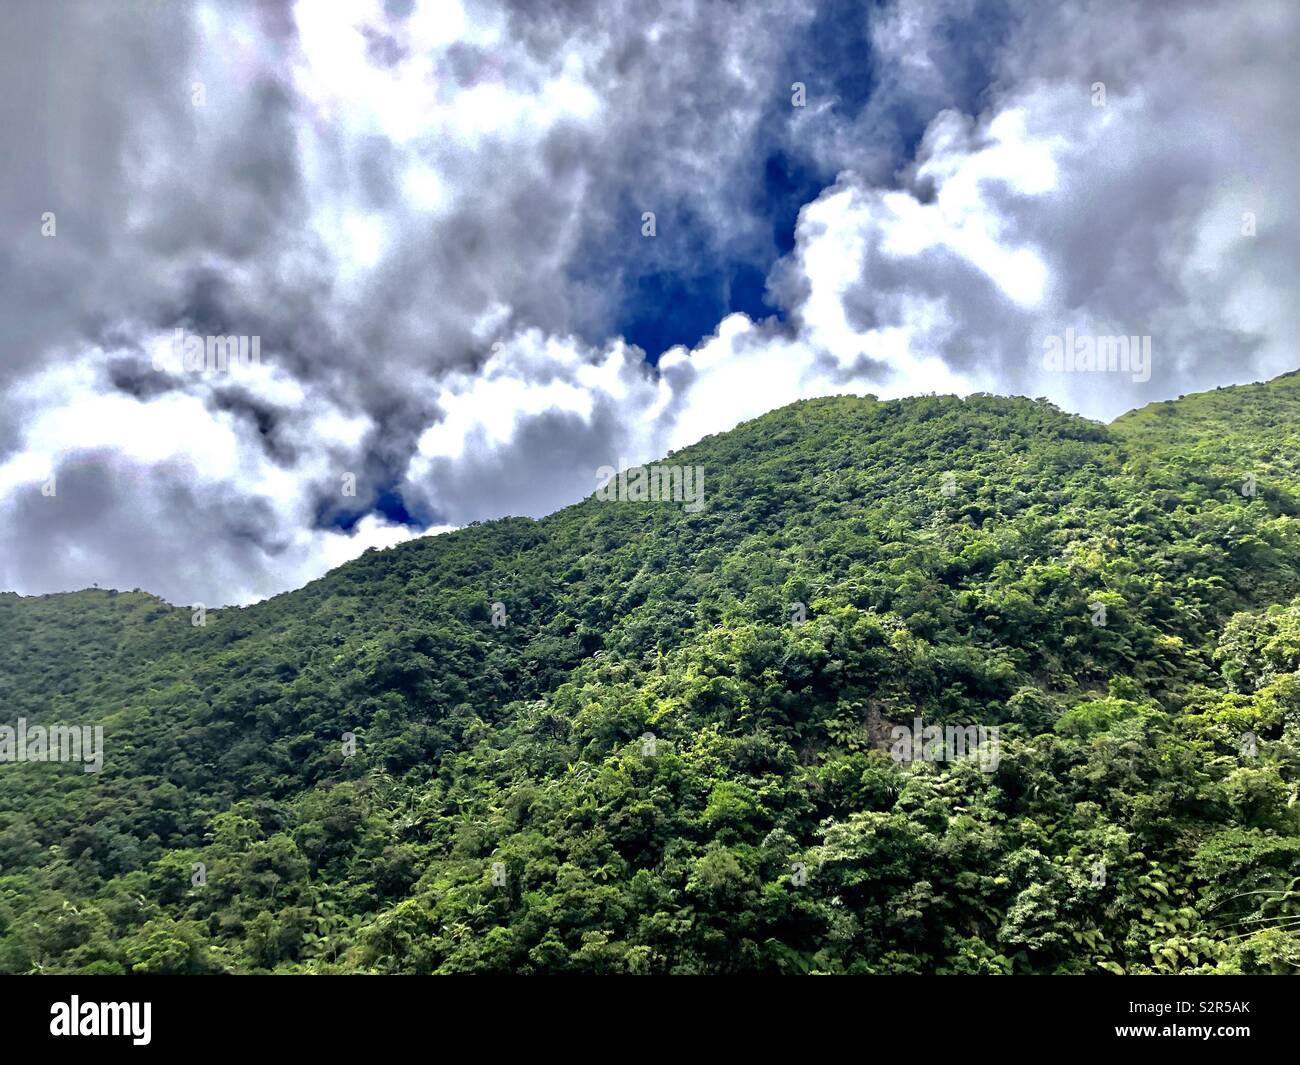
[1, 375, 1299, 973]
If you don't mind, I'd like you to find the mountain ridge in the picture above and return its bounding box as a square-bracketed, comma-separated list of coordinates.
[2, 372, 1298, 974]
[14, 371, 1300, 611]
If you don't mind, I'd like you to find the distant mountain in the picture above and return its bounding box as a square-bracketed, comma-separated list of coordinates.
[3, 373, 1299, 974]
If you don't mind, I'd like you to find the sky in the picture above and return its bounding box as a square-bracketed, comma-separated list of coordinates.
[1, 0, 1296, 606]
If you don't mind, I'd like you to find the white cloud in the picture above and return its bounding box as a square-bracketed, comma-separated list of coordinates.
[0, 0, 1295, 604]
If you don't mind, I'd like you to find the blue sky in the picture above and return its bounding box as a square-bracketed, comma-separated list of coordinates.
[571, 0, 1017, 362]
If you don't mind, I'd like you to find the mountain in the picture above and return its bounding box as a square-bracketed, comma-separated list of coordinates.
[2, 374, 1299, 974]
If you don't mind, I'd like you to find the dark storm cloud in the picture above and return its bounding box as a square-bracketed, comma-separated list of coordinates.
[6, 449, 283, 603]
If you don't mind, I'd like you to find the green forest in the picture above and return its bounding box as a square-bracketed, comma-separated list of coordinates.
[2, 373, 1298, 974]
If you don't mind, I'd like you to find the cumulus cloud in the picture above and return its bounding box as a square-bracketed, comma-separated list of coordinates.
[0, 0, 1295, 603]
[0, 347, 430, 604]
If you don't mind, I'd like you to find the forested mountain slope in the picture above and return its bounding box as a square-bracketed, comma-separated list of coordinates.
[2, 374, 1299, 974]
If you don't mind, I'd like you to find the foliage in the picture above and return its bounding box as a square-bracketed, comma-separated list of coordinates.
[2, 374, 1299, 973]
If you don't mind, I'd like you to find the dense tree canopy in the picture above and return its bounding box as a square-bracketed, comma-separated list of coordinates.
[2, 374, 1298, 973]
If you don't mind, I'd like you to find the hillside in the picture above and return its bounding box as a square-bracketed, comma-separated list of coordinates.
[2, 377, 1299, 974]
